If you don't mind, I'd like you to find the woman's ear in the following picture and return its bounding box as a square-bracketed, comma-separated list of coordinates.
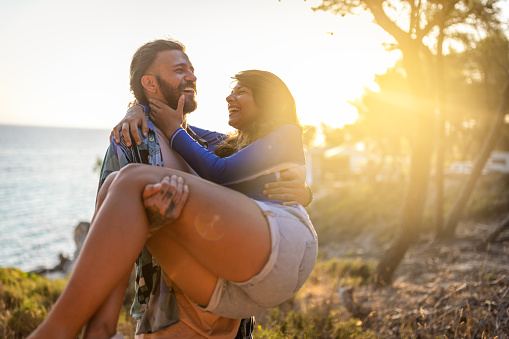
[141, 75, 158, 93]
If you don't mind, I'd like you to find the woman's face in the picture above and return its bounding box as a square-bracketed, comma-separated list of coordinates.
[226, 83, 261, 130]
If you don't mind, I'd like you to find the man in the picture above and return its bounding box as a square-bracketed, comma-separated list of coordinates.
[92, 38, 311, 338]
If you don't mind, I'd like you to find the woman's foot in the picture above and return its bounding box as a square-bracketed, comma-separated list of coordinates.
[142, 175, 189, 236]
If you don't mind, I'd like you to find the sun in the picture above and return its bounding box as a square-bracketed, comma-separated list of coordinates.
[186, 10, 399, 133]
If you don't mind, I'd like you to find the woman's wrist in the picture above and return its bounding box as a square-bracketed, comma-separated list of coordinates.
[164, 123, 180, 140]
[303, 185, 313, 207]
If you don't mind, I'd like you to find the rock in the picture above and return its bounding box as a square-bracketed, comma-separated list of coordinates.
[30, 221, 90, 279]
[67, 221, 90, 273]
[73, 222, 91, 260]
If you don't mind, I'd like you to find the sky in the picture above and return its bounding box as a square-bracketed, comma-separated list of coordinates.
[0, 0, 401, 133]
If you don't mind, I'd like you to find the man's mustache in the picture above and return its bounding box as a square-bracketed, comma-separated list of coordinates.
[179, 82, 197, 94]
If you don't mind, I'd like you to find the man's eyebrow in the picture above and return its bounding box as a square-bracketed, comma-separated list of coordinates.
[171, 63, 194, 71]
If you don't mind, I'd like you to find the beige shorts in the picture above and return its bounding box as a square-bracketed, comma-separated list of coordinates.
[199, 201, 318, 319]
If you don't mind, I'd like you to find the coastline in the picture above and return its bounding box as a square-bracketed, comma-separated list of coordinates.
[27, 221, 90, 280]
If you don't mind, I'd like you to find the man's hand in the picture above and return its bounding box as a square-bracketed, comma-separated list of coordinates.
[262, 167, 312, 206]
[143, 175, 189, 237]
[110, 105, 149, 147]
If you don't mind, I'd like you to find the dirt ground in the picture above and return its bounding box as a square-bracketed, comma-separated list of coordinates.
[319, 218, 509, 338]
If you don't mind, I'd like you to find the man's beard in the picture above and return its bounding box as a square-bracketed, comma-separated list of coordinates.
[156, 76, 197, 114]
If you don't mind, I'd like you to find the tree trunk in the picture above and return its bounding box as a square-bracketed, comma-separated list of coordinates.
[434, 15, 446, 235]
[373, 46, 434, 287]
[373, 106, 433, 286]
[438, 80, 509, 239]
[476, 214, 509, 251]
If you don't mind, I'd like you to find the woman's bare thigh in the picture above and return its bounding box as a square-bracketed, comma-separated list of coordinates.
[118, 164, 271, 284]
[147, 234, 218, 307]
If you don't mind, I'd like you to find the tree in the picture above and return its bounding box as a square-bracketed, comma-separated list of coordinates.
[436, 27, 509, 238]
[439, 79, 509, 238]
[311, 0, 507, 286]
[303, 124, 318, 149]
[321, 123, 346, 147]
[351, 62, 416, 173]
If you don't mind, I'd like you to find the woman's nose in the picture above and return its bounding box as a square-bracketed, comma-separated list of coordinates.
[226, 93, 235, 103]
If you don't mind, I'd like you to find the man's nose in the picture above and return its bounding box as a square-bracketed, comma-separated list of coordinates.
[185, 71, 197, 82]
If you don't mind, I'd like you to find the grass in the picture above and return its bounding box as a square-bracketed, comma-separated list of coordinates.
[254, 309, 376, 339]
[308, 180, 405, 246]
[252, 258, 378, 338]
[0, 267, 66, 338]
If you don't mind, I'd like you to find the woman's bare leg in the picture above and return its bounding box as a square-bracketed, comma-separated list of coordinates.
[81, 172, 131, 339]
[82, 174, 188, 338]
[81, 272, 130, 339]
[28, 168, 171, 338]
[29, 163, 271, 338]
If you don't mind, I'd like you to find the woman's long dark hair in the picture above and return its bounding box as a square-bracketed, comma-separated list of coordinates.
[215, 70, 303, 158]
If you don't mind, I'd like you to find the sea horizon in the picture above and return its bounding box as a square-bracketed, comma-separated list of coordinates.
[0, 124, 111, 271]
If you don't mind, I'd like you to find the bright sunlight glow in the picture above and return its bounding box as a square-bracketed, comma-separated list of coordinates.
[0, 0, 400, 133]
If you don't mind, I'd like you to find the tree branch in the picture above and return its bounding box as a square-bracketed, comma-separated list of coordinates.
[417, 0, 460, 40]
[365, 0, 413, 48]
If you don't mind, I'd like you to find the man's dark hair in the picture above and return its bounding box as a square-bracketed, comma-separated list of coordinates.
[130, 39, 186, 105]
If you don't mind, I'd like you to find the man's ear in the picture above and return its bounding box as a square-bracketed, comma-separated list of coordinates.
[141, 75, 158, 93]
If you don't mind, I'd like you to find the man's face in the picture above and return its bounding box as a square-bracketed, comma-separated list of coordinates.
[151, 50, 197, 114]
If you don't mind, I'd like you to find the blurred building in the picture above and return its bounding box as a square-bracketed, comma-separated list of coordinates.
[307, 148, 509, 187]
[306, 143, 408, 186]
[446, 151, 509, 175]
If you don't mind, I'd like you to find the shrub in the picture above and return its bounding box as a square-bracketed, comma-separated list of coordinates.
[0, 268, 66, 338]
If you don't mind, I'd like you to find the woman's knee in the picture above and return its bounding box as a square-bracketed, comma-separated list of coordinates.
[116, 163, 146, 178]
[116, 163, 171, 183]
[115, 163, 189, 190]
[97, 172, 119, 207]
[110, 163, 152, 191]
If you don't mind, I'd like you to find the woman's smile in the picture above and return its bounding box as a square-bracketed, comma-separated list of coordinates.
[226, 85, 260, 129]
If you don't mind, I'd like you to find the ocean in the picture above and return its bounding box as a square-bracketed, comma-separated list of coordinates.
[0, 124, 111, 272]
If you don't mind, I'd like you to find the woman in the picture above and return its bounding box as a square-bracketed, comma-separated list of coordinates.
[29, 70, 317, 339]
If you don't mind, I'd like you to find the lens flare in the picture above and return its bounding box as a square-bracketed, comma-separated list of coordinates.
[194, 213, 224, 241]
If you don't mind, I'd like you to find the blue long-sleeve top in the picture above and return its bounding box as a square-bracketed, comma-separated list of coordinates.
[170, 124, 305, 203]
[186, 125, 227, 152]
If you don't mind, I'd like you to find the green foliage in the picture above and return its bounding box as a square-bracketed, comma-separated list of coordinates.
[93, 156, 103, 174]
[0, 267, 66, 338]
[350, 62, 415, 157]
[303, 125, 318, 149]
[308, 172, 509, 244]
[255, 306, 376, 339]
[308, 181, 404, 244]
[321, 123, 346, 148]
[465, 173, 509, 219]
[309, 258, 375, 287]
[255, 307, 370, 338]
[253, 258, 376, 338]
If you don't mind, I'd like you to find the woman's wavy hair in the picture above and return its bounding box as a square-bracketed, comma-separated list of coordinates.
[129, 39, 185, 106]
[215, 70, 303, 158]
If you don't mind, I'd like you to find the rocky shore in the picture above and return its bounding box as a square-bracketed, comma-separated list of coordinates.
[28, 221, 90, 279]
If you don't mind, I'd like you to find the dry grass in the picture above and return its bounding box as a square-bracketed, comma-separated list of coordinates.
[253, 219, 509, 338]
